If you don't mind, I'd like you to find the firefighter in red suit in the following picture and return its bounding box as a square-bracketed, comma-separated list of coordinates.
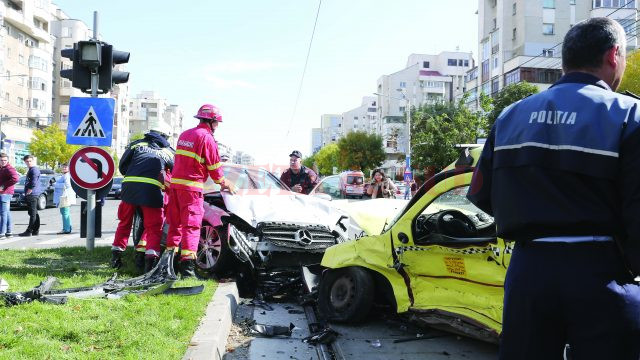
[166, 104, 236, 277]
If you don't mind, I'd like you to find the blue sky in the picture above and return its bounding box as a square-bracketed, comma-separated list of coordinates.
[52, 0, 479, 165]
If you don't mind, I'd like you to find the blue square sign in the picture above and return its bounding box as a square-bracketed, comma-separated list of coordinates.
[66, 97, 115, 146]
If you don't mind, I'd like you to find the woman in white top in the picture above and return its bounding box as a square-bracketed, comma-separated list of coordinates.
[53, 163, 76, 234]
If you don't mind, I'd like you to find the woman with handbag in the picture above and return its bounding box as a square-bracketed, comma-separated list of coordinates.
[53, 163, 75, 234]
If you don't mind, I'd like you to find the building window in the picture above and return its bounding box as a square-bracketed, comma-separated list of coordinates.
[513, 3, 516, 14]
[543, 0, 555, 8]
[423, 61, 430, 68]
[570, 0, 576, 4]
[464, 60, 469, 67]
[492, 18, 497, 30]
[542, 48, 555, 57]
[17, 97, 23, 108]
[493, 57, 499, 69]
[18, 54, 24, 64]
[399, 81, 407, 88]
[543, 23, 555, 35]
[399, 106, 406, 113]
[593, 0, 634, 7]
[513, 27, 517, 40]
[448, 58, 457, 66]
[481, 60, 490, 82]
[491, 77, 500, 94]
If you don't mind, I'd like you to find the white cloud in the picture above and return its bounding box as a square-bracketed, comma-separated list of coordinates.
[205, 61, 293, 73]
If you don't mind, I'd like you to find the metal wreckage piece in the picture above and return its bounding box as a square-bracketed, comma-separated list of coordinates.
[0, 251, 204, 307]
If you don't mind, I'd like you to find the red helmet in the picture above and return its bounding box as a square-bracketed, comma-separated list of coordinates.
[194, 104, 222, 122]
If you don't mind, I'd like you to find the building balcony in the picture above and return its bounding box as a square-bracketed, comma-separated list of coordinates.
[3, 9, 51, 43]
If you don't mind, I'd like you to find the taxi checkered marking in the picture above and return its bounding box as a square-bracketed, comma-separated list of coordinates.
[395, 245, 502, 257]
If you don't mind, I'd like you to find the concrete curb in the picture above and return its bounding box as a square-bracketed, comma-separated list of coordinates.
[183, 282, 239, 360]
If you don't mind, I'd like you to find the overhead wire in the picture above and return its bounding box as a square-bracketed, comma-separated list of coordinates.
[284, 0, 322, 141]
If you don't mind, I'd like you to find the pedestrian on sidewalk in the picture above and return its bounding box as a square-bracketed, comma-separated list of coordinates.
[468, 17, 640, 359]
[166, 103, 236, 278]
[111, 123, 175, 272]
[53, 162, 75, 234]
[0, 153, 19, 238]
[19, 155, 41, 237]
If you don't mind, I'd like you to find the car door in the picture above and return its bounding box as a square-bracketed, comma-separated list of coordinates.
[309, 176, 341, 200]
[387, 168, 506, 334]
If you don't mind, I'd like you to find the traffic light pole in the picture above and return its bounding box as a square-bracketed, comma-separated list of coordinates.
[86, 11, 99, 252]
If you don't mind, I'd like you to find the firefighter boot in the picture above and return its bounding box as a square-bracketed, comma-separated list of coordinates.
[110, 250, 123, 269]
[134, 252, 145, 273]
[144, 256, 159, 273]
[179, 259, 196, 278]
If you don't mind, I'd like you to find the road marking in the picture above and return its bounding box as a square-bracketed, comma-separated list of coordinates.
[39, 233, 80, 245]
[0, 237, 25, 245]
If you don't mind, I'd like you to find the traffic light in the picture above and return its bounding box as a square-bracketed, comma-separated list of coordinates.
[59, 40, 129, 94]
[98, 44, 130, 93]
[60, 43, 92, 92]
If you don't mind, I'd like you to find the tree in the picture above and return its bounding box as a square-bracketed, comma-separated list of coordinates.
[486, 81, 539, 131]
[619, 50, 640, 95]
[313, 143, 340, 176]
[411, 95, 487, 171]
[29, 123, 80, 169]
[336, 131, 385, 173]
[129, 132, 145, 141]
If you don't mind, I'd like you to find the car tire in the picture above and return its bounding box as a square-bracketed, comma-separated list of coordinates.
[37, 194, 47, 210]
[318, 267, 374, 323]
[195, 223, 233, 278]
[132, 208, 144, 248]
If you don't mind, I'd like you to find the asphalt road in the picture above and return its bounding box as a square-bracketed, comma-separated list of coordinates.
[0, 198, 120, 250]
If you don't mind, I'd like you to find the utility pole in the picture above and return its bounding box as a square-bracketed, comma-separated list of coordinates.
[85, 11, 100, 251]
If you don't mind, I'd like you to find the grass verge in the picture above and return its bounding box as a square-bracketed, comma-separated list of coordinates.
[0, 247, 216, 359]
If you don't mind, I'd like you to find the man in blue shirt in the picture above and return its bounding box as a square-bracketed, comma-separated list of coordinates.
[468, 18, 640, 359]
[19, 155, 41, 237]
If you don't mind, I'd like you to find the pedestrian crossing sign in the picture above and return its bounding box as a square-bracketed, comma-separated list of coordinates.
[66, 97, 115, 146]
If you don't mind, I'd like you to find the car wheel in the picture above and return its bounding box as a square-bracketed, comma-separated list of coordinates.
[318, 267, 374, 323]
[195, 223, 232, 278]
[37, 194, 47, 210]
[132, 208, 144, 248]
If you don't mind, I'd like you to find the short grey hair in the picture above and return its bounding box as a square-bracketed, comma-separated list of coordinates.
[562, 17, 626, 72]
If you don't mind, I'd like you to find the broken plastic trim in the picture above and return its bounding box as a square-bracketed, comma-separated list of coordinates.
[250, 322, 295, 337]
[0, 251, 204, 307]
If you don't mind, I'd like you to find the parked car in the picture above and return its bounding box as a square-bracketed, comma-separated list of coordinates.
[108, 177, 124, 199]
[11, 174, 59, 210]
[133, 164, 352, 282]
[314, 147, 508, 344]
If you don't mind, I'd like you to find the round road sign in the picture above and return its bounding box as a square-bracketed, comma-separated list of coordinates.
[69, 147, 115, 190]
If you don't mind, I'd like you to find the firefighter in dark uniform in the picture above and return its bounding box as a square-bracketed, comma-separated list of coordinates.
[468, 18, 640, 359]
[111, 123, 174, 272]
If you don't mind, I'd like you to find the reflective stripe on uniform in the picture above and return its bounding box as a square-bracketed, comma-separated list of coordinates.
[111, 246, 125, 252]
[123, 176, 165, 189]
[130, 142, 148, 149]
[176, 149, 204, 163]
[180, 249, 196, 259]
[207, 162, 223, 171]
[165, 247, 178, 253]
[171, 177, 204, 188]
[214, 176, 225, 184]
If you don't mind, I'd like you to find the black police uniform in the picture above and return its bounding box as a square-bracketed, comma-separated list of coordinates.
[468, 72, 640, 359]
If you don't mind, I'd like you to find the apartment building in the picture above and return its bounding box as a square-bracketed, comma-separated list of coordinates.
[320, 113, 342, 147]
[341, 96, 378, 135]
[0, 0, 54, 163]
[233, 150, 254, 166]
[466, 0, 638, 107]
[311, 128, 322, 154]
[377, 51, 473, 177]
[128, 91, 169, 138]
[163, 104, 182, 147]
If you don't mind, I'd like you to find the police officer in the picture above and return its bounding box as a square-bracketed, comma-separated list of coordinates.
[467, 18, 640, 359]
[111, 123, 174, 272]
